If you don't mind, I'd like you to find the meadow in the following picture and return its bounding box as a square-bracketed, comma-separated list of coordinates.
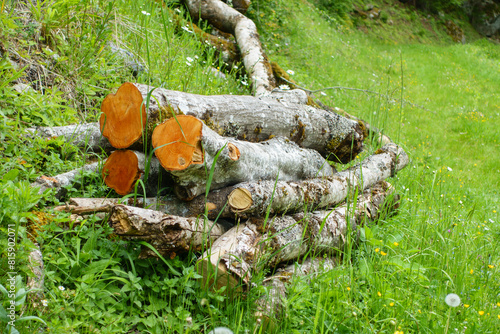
[0, 0, 499, 333]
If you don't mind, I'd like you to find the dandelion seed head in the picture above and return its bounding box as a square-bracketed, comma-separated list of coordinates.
[445, 293, 460, 307]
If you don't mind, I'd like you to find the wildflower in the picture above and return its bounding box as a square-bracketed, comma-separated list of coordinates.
[181, 26, 193, 33]
[445, 293, 461, 307]
[390, 302, 395, 307]
[186, 57, 194, 63]
[58, 286, 65, 291]
[464, 304, 469, 308]
[186, 62, 192, 67]
[286, 69, 295, 75]
[393, 242, 399, 247]
[375, 248, 380, 253]
[478, 311, 485, 316]
[141, 10, 151, 16]
[320, 92, 327, 96]
[470, 269, 474, 274]
[347, 287, 351, 291]
[498, 315, 500, 319]
[279, 84, 290, 90]
[488, 265, 494, 269]
[41, 299, 48, 307]
[497, 302, 500, 307]
[447, 167, 453, 171]
[381, 251, 387, 256]
[378, 291, 382, 297]
[241, 80, 248, 86]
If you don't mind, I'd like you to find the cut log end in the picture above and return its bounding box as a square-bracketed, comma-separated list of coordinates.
[227, 142, 240, 161]
[152, 115, 204, 170]
[100, 82, 147, 149]
[102, 150, 141, 195]
[197, 257, 242, 294]
[228, 188, 252, 212]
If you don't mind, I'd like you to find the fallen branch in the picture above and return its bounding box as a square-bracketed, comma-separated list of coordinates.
[31, 162, 100, 199]
[152, 115, 335, 200]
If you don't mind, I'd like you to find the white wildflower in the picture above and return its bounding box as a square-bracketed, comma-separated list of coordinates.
[41, 299, 48, 307]
[447, 167, 453, 172]
[286, 69, 295, 75]
[320, 91, 327, 96]
[141, 10, 151, 16]
[181, 26, 193, 33]
[445, 293, 461, 307]
[186, 57, 194, 63]
[241, 80, 248, 86]
[58, 286, 65, 291]
[279, 84, 290, 90]
[186, 62, 192, 67]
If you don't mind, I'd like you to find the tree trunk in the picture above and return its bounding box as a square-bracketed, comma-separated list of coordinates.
[104, 82, 364, 163]
[152, 115, 335, 200]
[197, 181, 398, 291]
[31, 162, 100, 199]
[185, 0, 275, 96]
[102, 150, 172, 196]
[108, 204, 232, 258]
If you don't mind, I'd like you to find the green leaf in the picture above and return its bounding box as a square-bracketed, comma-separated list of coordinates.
[15, 315, 47, 325]
[2, 169, 19, 182]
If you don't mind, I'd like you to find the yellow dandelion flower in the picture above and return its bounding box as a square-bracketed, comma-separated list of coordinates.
[381, 251, 387, 256]
[347, 287, 351, 291]
[418, 309, 421, 313]
[470, 269, 474, 274]
[375, 248, 380, 253]
[479, 311, 485, 316]
[390, 302, 395, 307]
[488, 265, 494, 269]
[378, 291, 382, 297]
[497, 302, 500, 307]
[393, 242, 399, 247]
[498, 314, 500, 319]
[464, 304, 470, 308]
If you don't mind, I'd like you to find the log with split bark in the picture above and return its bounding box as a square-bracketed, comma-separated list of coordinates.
[198, 181, 398, 292]
[151, 115, 334, 200]
[99, 82, 364, 163]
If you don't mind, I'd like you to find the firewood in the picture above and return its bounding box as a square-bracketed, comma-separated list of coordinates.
[100, 82, 364, 163]
[152, 115, 335, 200]
[101, 150, 172, 196]
[108, 204, 232, 257]
[198, 181, 398, 292]
[31, 162, 100, 199]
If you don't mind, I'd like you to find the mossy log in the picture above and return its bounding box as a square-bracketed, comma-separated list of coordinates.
[108, 204, 231, 258]
[102, 82, 363, 163]
[31, 162, 100, 199]
[185, 0, 275, 96]
[198, 181, 397, 292]
[152, 115, 335, 200]
[102, 150, 172, 196]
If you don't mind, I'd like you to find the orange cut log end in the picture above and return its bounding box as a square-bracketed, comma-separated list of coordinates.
[152, 115, 204, 171]
[100, 82, 147, 149]
[102, 150, 141, 195]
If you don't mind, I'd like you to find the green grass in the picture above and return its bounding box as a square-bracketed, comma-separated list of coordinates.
[1, 0, 500, 333]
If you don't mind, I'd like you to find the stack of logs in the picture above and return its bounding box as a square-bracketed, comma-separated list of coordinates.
[34, 81, 408, 323]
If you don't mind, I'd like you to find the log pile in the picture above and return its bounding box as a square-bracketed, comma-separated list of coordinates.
[29, 0, 411, 325]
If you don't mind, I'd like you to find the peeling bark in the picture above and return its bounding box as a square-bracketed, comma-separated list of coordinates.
[31, 162, 100, 199]
[198, 181, 398, 291]
[152, 115, 335, 200]
[109, 204, 231, 258]
[185, 0, 275, 96]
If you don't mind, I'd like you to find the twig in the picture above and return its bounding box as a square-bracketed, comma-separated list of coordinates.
[279, 77, 433, 113]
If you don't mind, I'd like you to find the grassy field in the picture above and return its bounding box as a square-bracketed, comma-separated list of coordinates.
[1, 0, 499, 333]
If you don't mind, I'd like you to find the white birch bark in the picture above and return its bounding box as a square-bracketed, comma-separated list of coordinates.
[185, 0, 275, 96]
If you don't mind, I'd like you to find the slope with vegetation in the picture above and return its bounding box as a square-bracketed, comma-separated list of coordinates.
[0, 0, 499, 333]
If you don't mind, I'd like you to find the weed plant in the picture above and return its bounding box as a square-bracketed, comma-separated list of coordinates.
[1, 0, 499, 333]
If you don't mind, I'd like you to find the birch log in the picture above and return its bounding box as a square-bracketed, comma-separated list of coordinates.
[102, 150, 172, 196]
[25, 122, 112, 151]
[100, 82, 364, 163]
[185, 0, 275, 96]
[31, 162, 100, 198]
[108, 204, 231, 258]
[152, 115, 335, 200]
[198, 181, 398, 291]
[256, 257, 338, 325]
